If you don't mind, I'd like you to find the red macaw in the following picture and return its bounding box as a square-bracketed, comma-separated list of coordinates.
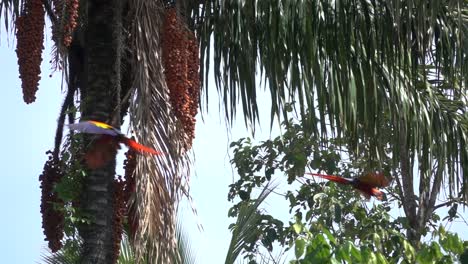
[68, 120, 161, 169]
[306, 172, 390, 200]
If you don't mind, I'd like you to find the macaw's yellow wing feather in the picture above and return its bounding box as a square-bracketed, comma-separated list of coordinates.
[89, 120, 116, 130]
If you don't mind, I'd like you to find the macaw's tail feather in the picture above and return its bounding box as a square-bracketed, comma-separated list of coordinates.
[306, 173, 352, 185]
[121, 137, 161, 155]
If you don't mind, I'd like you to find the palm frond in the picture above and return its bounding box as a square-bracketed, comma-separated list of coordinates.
[196, 0, 468, 199]
[225, 182, 277, 264]
[0, 0, 21, 33]
[128, 0, 191, 262]
[118, 231, 136, 264]
[39, 240, 81, 264]
[175, 218, 198, 264]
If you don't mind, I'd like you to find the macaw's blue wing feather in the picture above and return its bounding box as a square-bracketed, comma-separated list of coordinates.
[68, 121, 121, 136]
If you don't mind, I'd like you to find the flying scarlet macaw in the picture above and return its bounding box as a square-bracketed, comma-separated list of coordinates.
[68, 120, 161, 169]
[306, 172, 390, 200]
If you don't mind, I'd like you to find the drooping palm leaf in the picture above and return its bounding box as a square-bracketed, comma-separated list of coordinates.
[127, 0, 191, 262]
[0, 0, 20, 32]
[175, 217, 198, 264]
[194, 0, 468, 198]
[39, 240, 81, 264]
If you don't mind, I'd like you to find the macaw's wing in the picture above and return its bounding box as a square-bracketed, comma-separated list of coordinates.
[356, 188, 384, 200]
[68, 121, 121, 136]
[354, 181, 386, 200]
[121, 137, 162, 155]
[305, 173, 353, 185]
[84, 136, 120, 169]
[357, 172, 391, 188]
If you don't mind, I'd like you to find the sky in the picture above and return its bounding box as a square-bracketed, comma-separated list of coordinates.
[1, 25, 467, 264]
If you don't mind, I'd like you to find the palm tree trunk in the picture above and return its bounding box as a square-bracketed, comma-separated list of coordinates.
[79, 0, 122, 263]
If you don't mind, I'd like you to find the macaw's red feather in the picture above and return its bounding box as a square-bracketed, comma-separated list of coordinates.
[84, 135, 120, 169]
[120, 137, 161, 155]
[306, 173, 353, 185]
[306, 172, 386, 200]
[353, 181, 385, 200]
[357, 171, 390, 188]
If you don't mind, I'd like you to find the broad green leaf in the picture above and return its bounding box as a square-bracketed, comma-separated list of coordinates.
[295, 238, 306, 259]
[375, 252, 388, 264]
[322, 227, 336, 246]
[402, 240, 416, 261]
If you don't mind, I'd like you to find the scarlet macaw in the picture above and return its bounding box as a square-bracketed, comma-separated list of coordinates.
[306, 172, 390, 200]
[68, 120, 161, 169]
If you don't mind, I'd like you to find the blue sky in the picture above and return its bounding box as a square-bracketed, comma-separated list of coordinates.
[1, 26, 467, 264]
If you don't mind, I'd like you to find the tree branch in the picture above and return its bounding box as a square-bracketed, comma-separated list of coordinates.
[426, 162, 444, 214]
[399, 122, 417, 221]
[434, 198, 468, 211]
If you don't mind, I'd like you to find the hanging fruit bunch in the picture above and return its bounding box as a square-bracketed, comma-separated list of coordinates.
[123, 149, 138, 239]
[15, 0, 45, 104]
[162, 7, 200, 150]
[39, 151, 64, 252]
[112, 176, 126, 264]
[111, 148, 138, 263]
[186, 31, 200, 143]
[63, 0, 79, 47]
[50, 0, 80, 47]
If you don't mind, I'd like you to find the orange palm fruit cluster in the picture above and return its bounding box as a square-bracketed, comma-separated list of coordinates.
[15, 0, 45, 104]
[39, 151, 64, 252]
[162, 7, 200, 149]
[186, 32, 200, 140]
[50, 0, 79, 47]
[63, 0, 79, 47]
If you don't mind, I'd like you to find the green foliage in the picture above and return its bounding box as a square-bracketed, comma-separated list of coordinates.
[54, 134, 90, 242]
[226, 115, 467, 263]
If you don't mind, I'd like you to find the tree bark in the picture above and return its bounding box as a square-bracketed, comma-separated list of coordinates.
[79, 0, 122, 263]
